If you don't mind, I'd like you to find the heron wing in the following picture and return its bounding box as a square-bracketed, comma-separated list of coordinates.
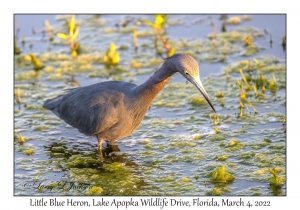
[44, 82, 132, 136]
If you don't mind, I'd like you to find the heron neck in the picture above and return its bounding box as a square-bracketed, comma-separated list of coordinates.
[135, 64, 174, 104]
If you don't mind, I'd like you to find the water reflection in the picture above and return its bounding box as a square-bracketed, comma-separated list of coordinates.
[43, 140, 151, 195]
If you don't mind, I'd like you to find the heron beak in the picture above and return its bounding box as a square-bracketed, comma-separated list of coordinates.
[187, 75, 216, 113]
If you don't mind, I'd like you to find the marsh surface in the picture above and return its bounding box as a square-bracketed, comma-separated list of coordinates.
[14, 14, 286, 196]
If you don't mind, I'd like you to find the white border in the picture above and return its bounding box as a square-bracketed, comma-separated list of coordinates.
[3, 0, 298, 209]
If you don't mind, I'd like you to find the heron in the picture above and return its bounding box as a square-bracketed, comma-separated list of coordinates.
[43, 53, 216, 158]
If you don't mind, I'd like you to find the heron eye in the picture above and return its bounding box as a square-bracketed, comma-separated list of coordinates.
[185, 71, 189, 75]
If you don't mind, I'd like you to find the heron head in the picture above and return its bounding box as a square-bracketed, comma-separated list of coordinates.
[166, 53, 216, 113]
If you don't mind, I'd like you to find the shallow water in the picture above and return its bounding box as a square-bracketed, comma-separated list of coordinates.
[14, 14, 286, 196]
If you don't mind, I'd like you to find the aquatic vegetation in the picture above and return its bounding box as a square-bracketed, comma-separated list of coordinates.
[227, 139, 245, 151]
[45, 20, 54, 42]
[132, 28, 138, 51]
[269, 168, 283, 186]
[24, 149, 34, 155]
[244, 36, 252, 46]
[269, 75, 278, 93]
[141, 14, 169, 35]
[87, 186, 104, 195]
[14, 39, 21, 55]
[210, 114, 220, 125]
[240, 91, 247, 102]
[225, 15, 250, 25]
[29, 54, 44, 71]
[256, 74, 269, 89]
[17, 133, 27, 144]
[57, 15, 81, 58]
[216, 155, 227, 161]
[216, 90, 224, 98]
[209, 165, 235, 183]
[281, 35, 286, 49]
[141, 14, 176, 56]
[189, 95, 207, 106]
[182, 177, 191, 182]
[103, 43, 120, 67]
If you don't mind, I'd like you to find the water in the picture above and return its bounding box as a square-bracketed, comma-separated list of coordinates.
[14, 14, 286, 196]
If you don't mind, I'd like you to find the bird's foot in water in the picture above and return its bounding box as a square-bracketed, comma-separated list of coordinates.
[97, 141, 121, 161]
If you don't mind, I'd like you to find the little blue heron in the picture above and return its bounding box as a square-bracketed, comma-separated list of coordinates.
[43, 53, 215, 158]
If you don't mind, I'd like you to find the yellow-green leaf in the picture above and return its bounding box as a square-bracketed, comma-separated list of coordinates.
[132, 28, 137, 39]
[71, 26, 80, 40]
[109, 43, 116, 54]
[70, 15, 75, 35]
[155, 14, 164, 29]
[168, 48, 176, 57]
[141, 20, 155, 27]
[112, 52, 119, 65]
[57, 33, 69, 39]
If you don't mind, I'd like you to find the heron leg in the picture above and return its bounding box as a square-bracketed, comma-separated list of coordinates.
[97, 136, 104, 161]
